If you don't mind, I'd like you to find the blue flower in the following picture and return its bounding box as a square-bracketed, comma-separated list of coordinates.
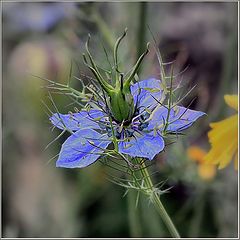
[50, 78, 205, 168]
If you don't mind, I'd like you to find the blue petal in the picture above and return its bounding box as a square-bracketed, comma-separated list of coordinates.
[56, 129, 111, 168]
[118, 133, 165, 160]
[167, 106, 206, 132]
[148, 106, 205, 133]
[50, 109, 105, 131]
[130, 78, 165, 111]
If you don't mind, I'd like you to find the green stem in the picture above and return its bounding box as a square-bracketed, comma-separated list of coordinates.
[136, 2, 148, 75]
[139, 161, 180, 238]
[127, 190, 142, 237]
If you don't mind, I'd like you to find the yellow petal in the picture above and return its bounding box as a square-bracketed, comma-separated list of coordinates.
[208, 115, 237, 149]
[224, 95, 238, 111]
[204, 114, 238, 169]
[218, 143, 237, 169]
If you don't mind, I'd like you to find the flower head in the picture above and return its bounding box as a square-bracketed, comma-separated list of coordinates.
[204, 95, 238, 169]
[49, 31, 205, 168]
[50, 77, 205, 168]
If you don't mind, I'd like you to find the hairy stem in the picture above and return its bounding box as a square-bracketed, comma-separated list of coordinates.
[138, 160, 180, 238]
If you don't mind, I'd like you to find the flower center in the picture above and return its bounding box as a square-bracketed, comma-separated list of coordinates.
[99, 111, 150, 141]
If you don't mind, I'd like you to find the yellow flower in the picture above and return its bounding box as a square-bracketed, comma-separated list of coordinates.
[187, 146, 216, 180]
[204, 95, 238, 169]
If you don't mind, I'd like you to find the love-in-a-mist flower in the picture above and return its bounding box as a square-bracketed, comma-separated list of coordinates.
[50, 31, 205, 168]
[204, 95, 238, 169]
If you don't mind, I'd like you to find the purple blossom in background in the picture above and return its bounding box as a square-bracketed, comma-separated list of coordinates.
[3, 2, 76, 33]
[50, 78, 205, 168]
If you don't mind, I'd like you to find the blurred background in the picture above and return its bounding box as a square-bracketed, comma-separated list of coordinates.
[2, 2, 238, 238]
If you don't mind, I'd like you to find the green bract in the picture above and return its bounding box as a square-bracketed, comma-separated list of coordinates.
[83, 29, 149, 123]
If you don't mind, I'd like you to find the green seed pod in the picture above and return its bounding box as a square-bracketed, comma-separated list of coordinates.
[108, 82, 134, 122]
